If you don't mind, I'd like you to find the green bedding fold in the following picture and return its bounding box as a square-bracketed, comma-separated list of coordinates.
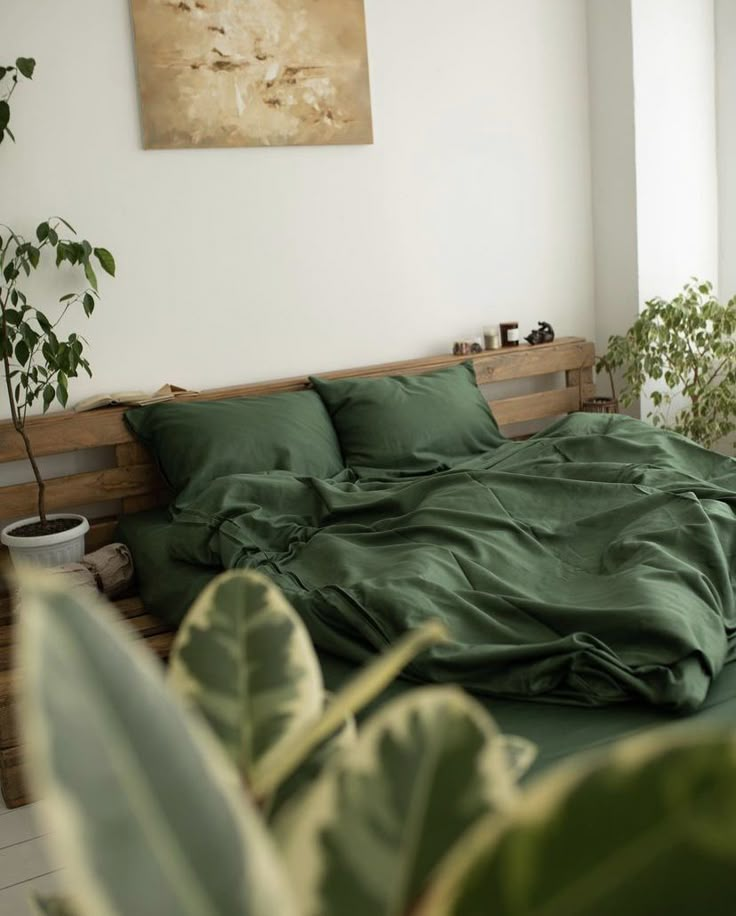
[167, 413, 736, 712]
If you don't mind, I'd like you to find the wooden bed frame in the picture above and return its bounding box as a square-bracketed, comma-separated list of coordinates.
[0, 336, 594, 806]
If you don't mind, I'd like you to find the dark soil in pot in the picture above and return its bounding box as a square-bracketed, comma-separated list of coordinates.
[10, 518, 82, 538]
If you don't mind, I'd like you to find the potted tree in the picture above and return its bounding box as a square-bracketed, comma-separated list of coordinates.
[598, 280, 736, 449]
[0, 57, 115, 566]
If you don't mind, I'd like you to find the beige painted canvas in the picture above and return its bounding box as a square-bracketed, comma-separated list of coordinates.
[130, 0, 373, 149]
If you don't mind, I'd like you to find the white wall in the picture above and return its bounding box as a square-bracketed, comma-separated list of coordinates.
[586, 0, 640, 361]
[631, 0, 719, 303]
[716, 0, 736, 299]
[0, 0, 595, 419]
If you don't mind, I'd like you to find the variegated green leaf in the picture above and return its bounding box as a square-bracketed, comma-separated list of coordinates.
[268, 693, 357, 821]
[19, 574, 298, 916]
[252, 619, 450, 800]
[29, 896, 78, 916]
[499, 734, 538, 783]
[169, 570, 325, 785]
[421, 729, 736, 916]
[274, 686, 526, 916]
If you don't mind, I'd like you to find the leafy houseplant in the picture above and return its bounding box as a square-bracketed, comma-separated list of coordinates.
[18, 569, 736, 916]
[0, 57, 115, 563]
[598, 280, 736, 449]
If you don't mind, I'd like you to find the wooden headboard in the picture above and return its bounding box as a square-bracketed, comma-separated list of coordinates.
[0, 336, 594, 555]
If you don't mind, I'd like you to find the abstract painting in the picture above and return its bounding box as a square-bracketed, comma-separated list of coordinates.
[130, 0, 373, 149]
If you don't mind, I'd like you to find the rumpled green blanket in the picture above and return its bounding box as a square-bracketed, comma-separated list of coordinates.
[167, 413, 736, 712]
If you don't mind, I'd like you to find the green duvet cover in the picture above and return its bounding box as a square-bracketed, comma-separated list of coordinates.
[162, 413, 736, 713]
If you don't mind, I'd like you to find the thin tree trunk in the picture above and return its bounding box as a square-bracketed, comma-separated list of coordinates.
[18, 424, 46, 525]
[0, 304, 47, 528]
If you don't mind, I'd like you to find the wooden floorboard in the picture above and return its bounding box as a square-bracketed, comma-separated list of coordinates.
[0, 869, 62, 915]
[0, 836, 53, 892]
[0, 797, 59, 912]
[0, 805, 45, 849]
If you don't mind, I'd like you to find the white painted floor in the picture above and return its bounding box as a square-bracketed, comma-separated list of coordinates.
[0, 799, 60, 916]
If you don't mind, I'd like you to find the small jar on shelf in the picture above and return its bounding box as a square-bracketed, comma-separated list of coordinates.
[500, 322, 520, 347]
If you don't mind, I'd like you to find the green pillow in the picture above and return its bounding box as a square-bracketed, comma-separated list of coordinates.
[125, 390, 344, 502]
[310, 362, 504, 474]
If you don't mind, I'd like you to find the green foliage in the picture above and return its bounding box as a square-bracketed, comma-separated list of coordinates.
[598, 280, 736, 448]
[168, 572, 327, 787]
[19, 571, 299, 916]
[18, 569, 736, 916]
[419, 731, 736, 916]
[273, 687, 521, 916]
[0, 56, 35, 145]
[169, 572, 450, 806]
[0, 56, 115, 525]
[1, 222, 116, 415]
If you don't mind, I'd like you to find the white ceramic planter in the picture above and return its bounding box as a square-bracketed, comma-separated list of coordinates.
[1, 514, 90, 568]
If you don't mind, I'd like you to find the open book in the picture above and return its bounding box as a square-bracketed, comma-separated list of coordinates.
[74, 384, 195, 413]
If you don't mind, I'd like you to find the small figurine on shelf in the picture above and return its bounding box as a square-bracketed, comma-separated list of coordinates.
[452, 338, 484, 356]
[524, 321, 555, 345]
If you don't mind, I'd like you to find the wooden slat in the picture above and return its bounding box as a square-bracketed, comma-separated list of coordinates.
[0, 745, 26, 808]
[566, 365, 596, 403]
[85, 517, 121, 553]
[0, 338, 589, 462]
[147, 631, 175, 660]
[0, 465, 163, 519]
[0, 602, 174, 756]
[0, 594, 11, 626]
[115, 441, 150, 467]
[491, 386, 581, 427]
[475, 340, 594, 386]
[120, 492, 169, 513]
[0, 667, 18, 748]
[0, 595, 146, 652]
[0, 613, 166, 673]
[115, 596, 145, 618]
[0, 584, 142, 635]
[0, 409, 132, 462]
[116, 442, 160, 513]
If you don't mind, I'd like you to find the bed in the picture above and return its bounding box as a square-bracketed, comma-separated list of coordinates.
[2, 336, 736, 804]
[116, 505, 736, 781]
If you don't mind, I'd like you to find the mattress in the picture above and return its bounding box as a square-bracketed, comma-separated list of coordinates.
[117, 507, 736, 780]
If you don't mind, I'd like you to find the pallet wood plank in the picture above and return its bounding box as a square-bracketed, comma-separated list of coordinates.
[0, 747, 26, 808]
[566, 365, 596, 403]
[115, 442, 149, 467]
[120, 492, 169, 513]
[475, 341, 594, 386]
[0, 465, 163, 520]
[0, 602, 174, 766]
[85, 517, 121, 552]
[490, 386, 581, 427]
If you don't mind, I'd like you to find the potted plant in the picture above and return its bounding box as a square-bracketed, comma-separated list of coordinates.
[598, 279, 736, 449]
[0, 56, 115, 566]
